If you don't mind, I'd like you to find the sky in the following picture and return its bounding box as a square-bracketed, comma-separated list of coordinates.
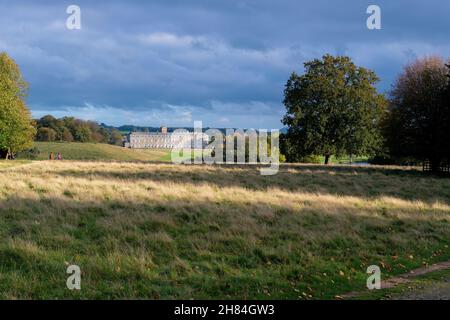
[0, 0, 449, 128]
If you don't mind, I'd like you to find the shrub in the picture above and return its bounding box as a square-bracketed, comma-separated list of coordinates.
[15, 147, 40, 159]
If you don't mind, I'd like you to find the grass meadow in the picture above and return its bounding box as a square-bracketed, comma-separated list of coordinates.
[0, 160, 449, 299]
[22, 142, 367, 164]
[28, 142, 172, 161]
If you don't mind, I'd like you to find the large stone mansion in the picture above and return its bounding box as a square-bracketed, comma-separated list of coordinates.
[124, 127, 208, 149]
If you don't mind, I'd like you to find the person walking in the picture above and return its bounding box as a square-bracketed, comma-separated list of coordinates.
[49, 152, 54, 160]
[57, 152, 62, 160]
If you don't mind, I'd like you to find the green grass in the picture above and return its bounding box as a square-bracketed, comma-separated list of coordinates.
[23, 142, 367, 165]
[0, 162, 448, 299]
[24, 142, 171, 162]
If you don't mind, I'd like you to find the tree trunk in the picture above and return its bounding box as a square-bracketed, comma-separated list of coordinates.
[324, 155, 330, 165]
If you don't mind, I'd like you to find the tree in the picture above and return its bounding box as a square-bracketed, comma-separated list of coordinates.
[73, 124, 92, 142]
[110, 129, 124, 146]
[39, 114, 58, 128]
[385, 57, 450, 173]
[282, 54, 387, 164]
[0, 52, 36, 158]
[36, 127, 57, 142]
[35, 115, 123, 144]
[60, 127, 74, 142]
[445, 63, 450, 158]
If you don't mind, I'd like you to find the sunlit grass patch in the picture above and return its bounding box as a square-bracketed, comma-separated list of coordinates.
[0, 160, 31, 170]
[20, 142, 171, 162]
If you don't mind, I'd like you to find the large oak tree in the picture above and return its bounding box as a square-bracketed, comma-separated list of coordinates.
[0, 52, 35, 158]
[282, 54, 387, 164]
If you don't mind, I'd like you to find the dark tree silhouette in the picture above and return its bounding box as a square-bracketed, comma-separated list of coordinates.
[385, 57, 450, 173]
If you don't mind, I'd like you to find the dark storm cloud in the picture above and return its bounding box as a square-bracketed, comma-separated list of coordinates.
[1, 0, 449, 127]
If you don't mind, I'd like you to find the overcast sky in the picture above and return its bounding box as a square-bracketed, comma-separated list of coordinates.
[1, 0, 449, 128]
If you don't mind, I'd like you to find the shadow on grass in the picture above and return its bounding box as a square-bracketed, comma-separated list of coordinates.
[0, 193, 449, 299]
[53, 163, 450, 204]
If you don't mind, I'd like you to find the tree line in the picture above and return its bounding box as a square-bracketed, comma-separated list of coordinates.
[34, 115, 123, 145]
[280, 54, 450, 173]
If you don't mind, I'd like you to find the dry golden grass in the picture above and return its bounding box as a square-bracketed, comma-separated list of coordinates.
[0, 161, 449, 299]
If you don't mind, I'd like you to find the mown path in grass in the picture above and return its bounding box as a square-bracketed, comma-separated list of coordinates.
[0, 161, 448, 299]
[396, 280, 450, 299]
[346, 262, 450, 300]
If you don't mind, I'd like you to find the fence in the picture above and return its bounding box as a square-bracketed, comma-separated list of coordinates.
[423, 160, 450, 174]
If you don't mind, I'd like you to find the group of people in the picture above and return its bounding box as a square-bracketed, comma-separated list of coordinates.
[49, 152, 62, 160]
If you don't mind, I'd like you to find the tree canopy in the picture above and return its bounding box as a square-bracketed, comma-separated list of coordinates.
[384, 56, 450, 172]
[34, 115, 124, 146]
[282, 54, 387, 164]
[0, 52, 36, 158]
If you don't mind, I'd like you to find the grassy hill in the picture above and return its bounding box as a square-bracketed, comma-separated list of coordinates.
[17, 142, 369, 164]
[23, 142, 172, 162]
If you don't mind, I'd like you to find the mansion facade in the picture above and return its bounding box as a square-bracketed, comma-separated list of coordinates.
[124, 127, 208, 149]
